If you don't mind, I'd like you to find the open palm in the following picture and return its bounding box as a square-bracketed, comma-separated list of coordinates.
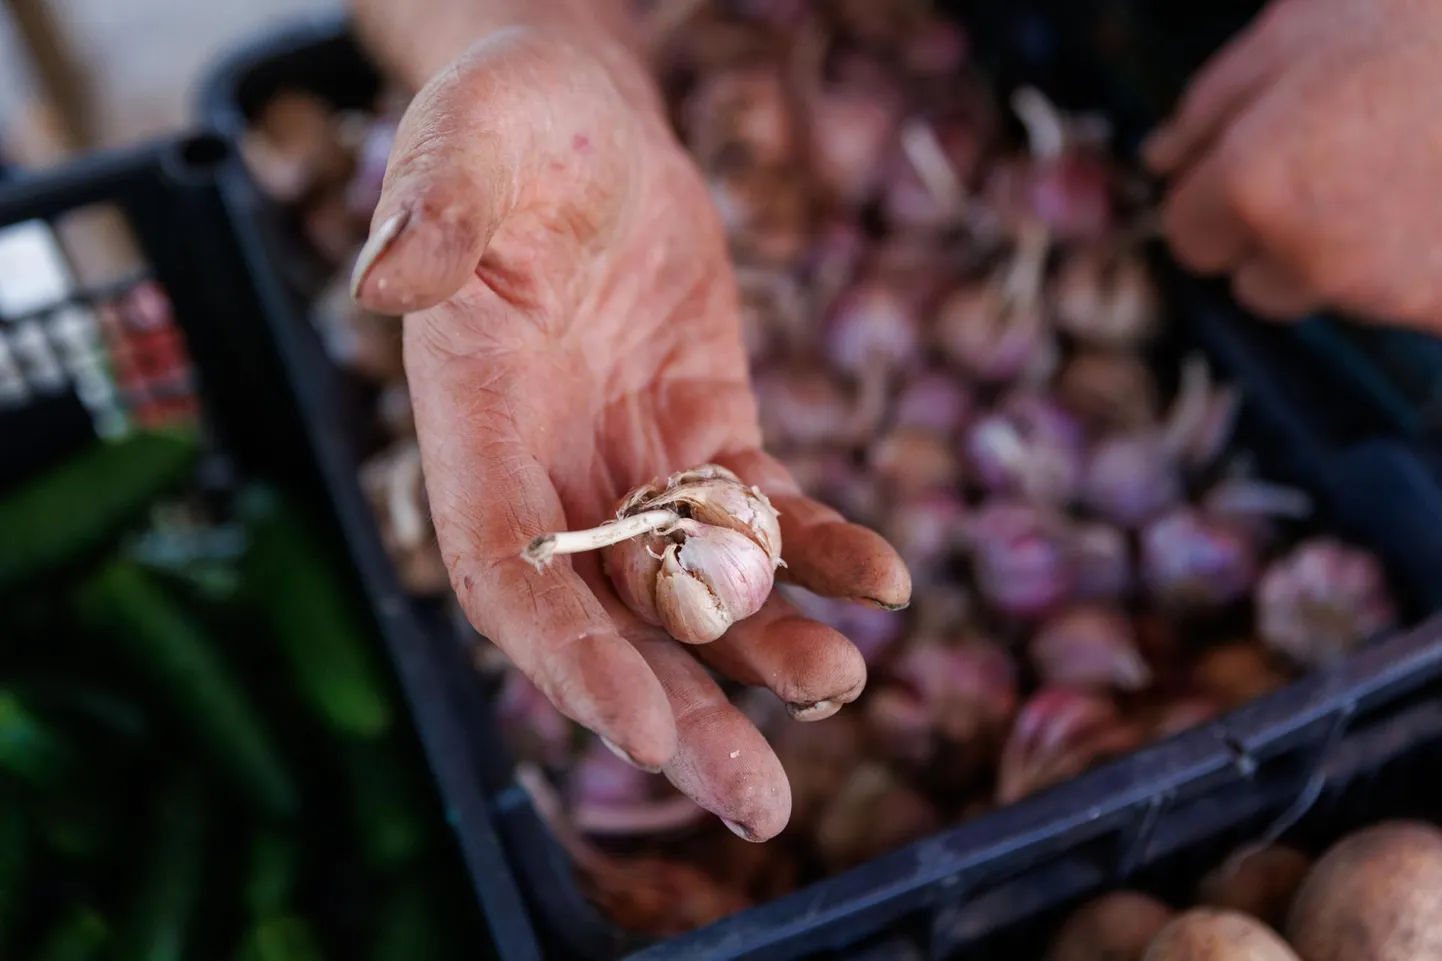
[352, 27, 910, 840]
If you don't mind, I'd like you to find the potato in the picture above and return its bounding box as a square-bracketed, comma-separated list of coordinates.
[1196, 845, 1312, 930]
[1143, 909, 1299, 961]
[1046, 891, 1176, 961]
[1285, 820, 1442, 961]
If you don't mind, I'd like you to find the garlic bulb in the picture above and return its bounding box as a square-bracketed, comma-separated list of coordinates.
[522, 465, 783, 644]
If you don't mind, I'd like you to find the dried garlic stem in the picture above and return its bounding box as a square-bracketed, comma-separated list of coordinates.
[901, 119, 964, 218]
[1011, 86, 1066, 161]
[522, 509, 682, 570]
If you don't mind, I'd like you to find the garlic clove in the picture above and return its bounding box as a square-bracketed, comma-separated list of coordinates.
[651, 478, 782, 565]
[1080, 431, 1184, 529]
[656, 524, 774, 644]
[1140, 507, 1259, 615]
[1256, 538, 1396, 669]
[1029, 604, 1152, 692]
[656, 543, 734, 645]
[997, 687, 1139, 804]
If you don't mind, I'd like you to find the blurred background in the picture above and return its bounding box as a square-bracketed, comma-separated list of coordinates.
[0, 0, 335, 162]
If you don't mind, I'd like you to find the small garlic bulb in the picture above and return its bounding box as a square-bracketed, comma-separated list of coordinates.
[522, 465, 783, 644]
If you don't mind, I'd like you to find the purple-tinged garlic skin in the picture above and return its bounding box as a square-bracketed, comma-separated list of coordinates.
[996, 687, 1140, 805]
[806, 82, 902, 210]
[1069, 521, 1134, 602]
[890, 635, 1018, 744]
[345, 113, 399, 222]
[497, 672, 575, 768]
[935, 281, 1051, 385]
[1257, 538, 1396, 669]
[782, 585, 907, 664]
[965, 393, 1085, 506]
[1140, 507, 1259, 615]
[824, 279, 923, 377]
[525, 465, 783, 644]
[568, 738, 705, 838]
[1052, 245, 1160, 348]
[653, 521, 776, 643]
[967, 500, 1075, 620]
[884, 492, 967, 574]
[891, 370, 974, 438]
[755, 365, 858, 449]
[1030, 604, 1151, 692]
[1081, 431, 1185, 529]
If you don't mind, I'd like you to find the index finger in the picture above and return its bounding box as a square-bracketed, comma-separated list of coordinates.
[406, 306, 678, 769]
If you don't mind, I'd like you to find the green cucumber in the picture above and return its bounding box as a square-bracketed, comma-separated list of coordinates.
[245, 831, 300, 919]
[0, 691, 78, 788]
[0, 429, 199, 593]
[0, 804, 28, 951]
[370, 876, 453, 961]
[31, 908, 108, 961]
[235, 915, 327, 961]
[340, 739, 428, 872]
[113, 772, 206, 961]
[39, 795, 111, 861]
[237, 486, 392, 740]
[76, 561, 296, 818]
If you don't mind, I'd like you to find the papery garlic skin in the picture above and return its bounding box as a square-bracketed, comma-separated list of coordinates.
[520, 464, 784, 645]
[1256, 538, 1396, 669]
[654, 521, 775, 644]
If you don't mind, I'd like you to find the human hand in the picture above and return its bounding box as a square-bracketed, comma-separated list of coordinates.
[1143, 0, 1442, 329]
[350, 26, 911, 841]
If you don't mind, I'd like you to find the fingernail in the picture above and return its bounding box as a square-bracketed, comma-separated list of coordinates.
[350, 209, 410, 300]
[600, 736, 662, 774]
[722, 818, 761, 842]
[787, 699, 838, 721]
[854, 596, 910, 612]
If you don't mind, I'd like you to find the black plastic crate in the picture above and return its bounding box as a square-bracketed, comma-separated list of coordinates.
[196, 10, 1442, 961]
[0, 136, 540, 961]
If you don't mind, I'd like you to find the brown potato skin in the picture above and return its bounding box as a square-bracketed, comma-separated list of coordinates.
[1143, 908, 1299, 961]
[1286, 820, 1442, 961]
[1196, 845, 1313, 931]
[1046, 891, 1176, 961]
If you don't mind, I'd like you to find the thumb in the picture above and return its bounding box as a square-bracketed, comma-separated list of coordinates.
[349, 29, 556, 315]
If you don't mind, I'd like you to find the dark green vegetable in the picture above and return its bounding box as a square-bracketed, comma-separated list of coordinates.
[0, 429, 199, 593]
[245, 831, 300, 919]
[113, 772, 206, 961]
[0, 691, 77, 788]
[370, 876, 455, 961]
[0, 803, 27, 950]
[341, 740, 428, 872]
[39, 796, 111, 861]
[9, 677, 150, 745]
[76, 561, 296, 818]
[32, 907, 108, 961]
[237, 486, 392, 740]
[235, 916, 327, 961]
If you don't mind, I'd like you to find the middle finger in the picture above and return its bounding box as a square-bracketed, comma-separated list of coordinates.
[694, 592, 867, 722]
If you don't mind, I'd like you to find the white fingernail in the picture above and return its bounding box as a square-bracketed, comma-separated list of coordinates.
[787, 699, 838, 721]
[601, 735, 662, 773]
[350, 210, 409, 300]
[722, 818, 760, 842]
